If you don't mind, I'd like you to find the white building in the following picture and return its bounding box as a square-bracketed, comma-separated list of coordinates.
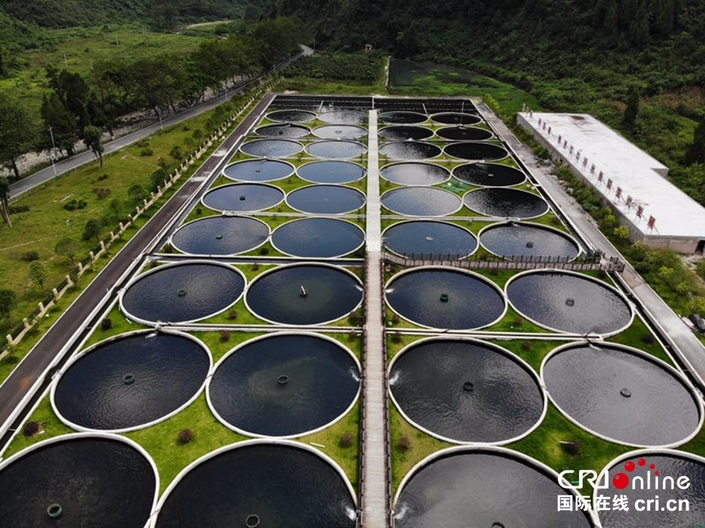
[518, 112, 705, 254]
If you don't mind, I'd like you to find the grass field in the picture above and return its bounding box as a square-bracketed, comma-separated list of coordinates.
[1, 23, 209, 124]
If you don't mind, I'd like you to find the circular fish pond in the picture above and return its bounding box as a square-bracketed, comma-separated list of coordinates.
[390, 338, 545, 444]
[480, 222, 580, 260]
[437, 126, 493, 141]
[240, 139, 303, 158]
[171, 216, 269, 255]
[202, 183, 284, 212]
[306, 140, 366, 159]
[313, 125, 367, 140]
[287, 184, 366, 214]
[431, 112, 482, 125]
[246, 264, 363, 325]
[208, 334, 360, 437]
[380, 162, 450, 186]
[379, 111, 427, 124]
[379, 126, 434, 141]
[383, 220, 477, 258]
[394, 447, 595, 528]
[381, 187, 461, 216]
[380, 141, 441, 160]
[222, 159, 293, 182]
[272, 218, 364, 258]
[453, 163, 526, 187]
[506, 270, 633, 335]
[154, 441, 356, 528]
[445, 142, 508, 161]
[386, 268, 506, 329]
[256, 124, 310, 138]
[121, 262, 245, 324]
[464, 188, 549, 218]
[597, 451, 705, 528]
[318, 109, 367, 124]
[542, 343, 701, 446]
[0, 435, 157, 528]
[297, 160, 365, 184]
[53, 331, 211, 431]
[266, 109, 316, 123]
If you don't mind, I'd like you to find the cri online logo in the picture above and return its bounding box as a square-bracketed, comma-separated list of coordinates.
[612, 458, 657, 489]
[559, 458, 691, 491]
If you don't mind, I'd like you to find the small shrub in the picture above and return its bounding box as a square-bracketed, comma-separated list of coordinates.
[513, 317, 524, 327]
[391, 331, 402, 344]
[182, 125, 191, 132]
[641, 334, 656, 345]
[140, 147, 154, 156]
[397, 436, 411, 452]
[23, 421, 41, 437]
[219, 330, 231, 342]
[195, 207, 202, 215]
[93, 187, 111, 199]
[348, 329, 357, 341]
[259, 246, 270, 255]
[170, 145, 183, 160]
[391, 312, 400, 324]
[163, 243, 174, 254]
[136, 139, 150, 148]
[178, 428, 193, 444]
[560, 440, 582, 456]
[192, 129, 203, 140]
[521, 340, 533, 351]
[348, 312, 361, 326]
[21, 250, 40, 262]
[97, 173, 109, 181]
[339, 432, 354, 448]
[9, 204, 30, 214]
[227, 310, 238, 321]
[489, 267, 500, 276]
[63, 199, 87, 211]
[100, 317, 112, 330]
[252, 263, 260, 271]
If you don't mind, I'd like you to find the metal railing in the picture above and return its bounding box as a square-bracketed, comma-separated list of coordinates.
[382, 251, 625, 273]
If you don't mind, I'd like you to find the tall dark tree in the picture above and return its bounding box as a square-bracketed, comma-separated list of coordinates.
[0, 176, 11, 227]
[623, 86, 640, 132]
[46, 67, 91, 132]
[0, 98, 35, 179]
[41, 93, 79, 155]
[82, 125, 104, 168]
[686, 120, 705, 166]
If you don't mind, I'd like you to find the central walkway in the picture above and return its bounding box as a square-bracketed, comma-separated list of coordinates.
[362, 110, 389, 527]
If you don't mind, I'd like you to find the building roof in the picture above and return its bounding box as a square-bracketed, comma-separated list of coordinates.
[522, 112, 705, 239]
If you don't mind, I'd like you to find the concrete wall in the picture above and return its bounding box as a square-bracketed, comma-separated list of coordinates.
[517, 113, 701, 254]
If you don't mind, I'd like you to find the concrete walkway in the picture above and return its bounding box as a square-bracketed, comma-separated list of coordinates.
[474, 100, 705, 389]
[361, 111, 389, 527]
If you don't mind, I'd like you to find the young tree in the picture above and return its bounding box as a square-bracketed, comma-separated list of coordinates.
[623, 86, 640, 132]
[82, 125, 104, 168]
[686, 120, 705, 166]
[82, 218, 102, 243]
[29, 260, 47, 292]
[55, 237, 78, 263]
[0, 176, 11, 227]
[0, 289, 17, 321]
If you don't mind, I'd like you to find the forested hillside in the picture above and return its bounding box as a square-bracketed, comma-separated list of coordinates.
[277, 0, 705, 197]
[0, 0, 262, 29]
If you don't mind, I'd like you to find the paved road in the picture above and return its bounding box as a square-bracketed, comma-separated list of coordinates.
[0, 93, 275, 448]
[8, 46, 314, 200]
[475, 101, 705, 389]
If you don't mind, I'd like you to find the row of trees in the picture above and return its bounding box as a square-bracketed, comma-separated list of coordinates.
[0, 16, 301, 181]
